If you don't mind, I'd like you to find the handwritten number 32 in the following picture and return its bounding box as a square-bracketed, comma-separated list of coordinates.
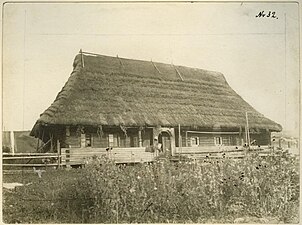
[256, 11, 278, 19]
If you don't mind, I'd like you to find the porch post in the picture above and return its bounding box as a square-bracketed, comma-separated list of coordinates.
[185, 131, 188, 147]
[170, 128, 176, 156]
[50, 133, 53, 152]
[80, 133, 86, 147]
[178, 124, 182, 154]
[138, 129, 142, 147]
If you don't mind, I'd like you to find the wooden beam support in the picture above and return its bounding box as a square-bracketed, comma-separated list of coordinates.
[79, 49, 85, 68]
[186, 131, 240, 135]
[178, 124, 182, 154]
[151, 60, 162, 74]
[138, 130, 142, 147]
[172, 64, 184, 81]
[36, 139, 51, 152]
[185, 131, 188, 147]
[57, 139, 61, 168]
[49, 133, 54, 152]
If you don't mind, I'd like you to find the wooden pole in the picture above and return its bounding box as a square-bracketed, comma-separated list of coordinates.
[151, 60, 162, 74]
[37, 139, 51, 152]
[172, 64, 184, 81]
[185, 131, 188, 147]
[57, 139, 61, 168]
[245, 125, 248, 147]
[245, 112, 250, 147]
[138, 129, 142, 147]
[80, 49, 84, 68]
[178, 124, 182, 155]
[50, 133, 54, 152]
[10, 131, 15, 155]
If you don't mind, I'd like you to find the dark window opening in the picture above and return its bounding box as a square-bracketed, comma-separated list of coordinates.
[85, 134, 92, 147]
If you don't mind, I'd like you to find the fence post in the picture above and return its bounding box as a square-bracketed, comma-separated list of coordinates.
[57, 139, 61, 168]
[66, 149, 71, 168]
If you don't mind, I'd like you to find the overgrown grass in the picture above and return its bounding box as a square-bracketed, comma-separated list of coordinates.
[3, 151, 299, 223]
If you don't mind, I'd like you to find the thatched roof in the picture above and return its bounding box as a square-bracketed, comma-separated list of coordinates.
[31, 52, 282, 136]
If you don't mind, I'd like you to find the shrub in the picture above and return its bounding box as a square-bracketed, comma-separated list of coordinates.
[68, 152, 299, 223]
[3, 152, 299, 223]
[2, 145, 11, 153]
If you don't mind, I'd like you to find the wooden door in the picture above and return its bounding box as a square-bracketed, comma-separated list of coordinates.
[159, 132, 171, 155]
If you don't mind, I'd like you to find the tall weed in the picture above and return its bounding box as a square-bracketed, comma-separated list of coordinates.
[3, 151, 299, 223]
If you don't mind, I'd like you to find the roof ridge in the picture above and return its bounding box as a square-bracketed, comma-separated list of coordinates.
[80, 51, 223, 76]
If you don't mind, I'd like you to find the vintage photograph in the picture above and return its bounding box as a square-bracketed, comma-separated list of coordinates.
[2, 1, 300, 223]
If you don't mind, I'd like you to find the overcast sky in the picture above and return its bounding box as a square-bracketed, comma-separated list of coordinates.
[2, 2, 299, 136]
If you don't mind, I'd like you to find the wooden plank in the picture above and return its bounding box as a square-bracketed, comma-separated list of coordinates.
[3, 170, 40, 174]
[186, 131, 240, 135]
[176, 147, 241, 154]
[175, 145, 271, 154]
[3, 155, 59, 160]
[179, 148, 274, 160]
[62, 147, 155, 165]
[3, 163, 59, 167]
[3, 153, 58, 156]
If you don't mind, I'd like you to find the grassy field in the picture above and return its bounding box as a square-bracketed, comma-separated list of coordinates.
[2, 152, 299, 223]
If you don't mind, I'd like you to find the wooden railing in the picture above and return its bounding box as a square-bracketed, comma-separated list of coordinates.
[3, 145, 275, 169]
[2, 153, 61, 168]
[176, 145, 270, 153]
[175, 145, 273, 159]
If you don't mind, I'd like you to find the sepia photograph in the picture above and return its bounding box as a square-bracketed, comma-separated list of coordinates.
[1, 1, 300, 224]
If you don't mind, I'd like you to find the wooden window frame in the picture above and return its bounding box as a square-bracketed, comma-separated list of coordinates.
[85, 134, 92, 147]
[214, 136, 222, 146]
[190, 136, 200, 147]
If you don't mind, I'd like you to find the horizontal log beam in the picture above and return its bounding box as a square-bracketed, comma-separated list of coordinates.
[3, 156, 60, 160]
[3, 153, 58, 156]
[3, 163, 59, 167]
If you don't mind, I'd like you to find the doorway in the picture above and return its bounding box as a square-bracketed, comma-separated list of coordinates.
[158, 131, 171, 155]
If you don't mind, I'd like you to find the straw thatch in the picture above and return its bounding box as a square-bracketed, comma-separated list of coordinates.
[31, 53, 282, 136]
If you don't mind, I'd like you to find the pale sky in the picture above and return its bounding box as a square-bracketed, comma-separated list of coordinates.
[2, 2, 300, 136]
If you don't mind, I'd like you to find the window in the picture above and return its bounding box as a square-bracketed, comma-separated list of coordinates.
[190, 137, 200, 147]
[80, 133, 92, 147]
[85, 134, 92, 147]
[214, 137, 222, 146]
[108, 134, 118, 147]
[108, 134, 114, 147]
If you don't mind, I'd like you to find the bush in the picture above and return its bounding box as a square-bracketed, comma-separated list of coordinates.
[68, 152, 299, 223]
[3, 152, 299, 223]
[2, 145, 11, 153]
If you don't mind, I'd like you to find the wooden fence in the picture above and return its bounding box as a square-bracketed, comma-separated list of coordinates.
[175, 145, 274, 159]
[2, 148, 155, 169]
[2, 152, 62, 168]
[2, 145, 283, 169]
[61, 147, 155, 166]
